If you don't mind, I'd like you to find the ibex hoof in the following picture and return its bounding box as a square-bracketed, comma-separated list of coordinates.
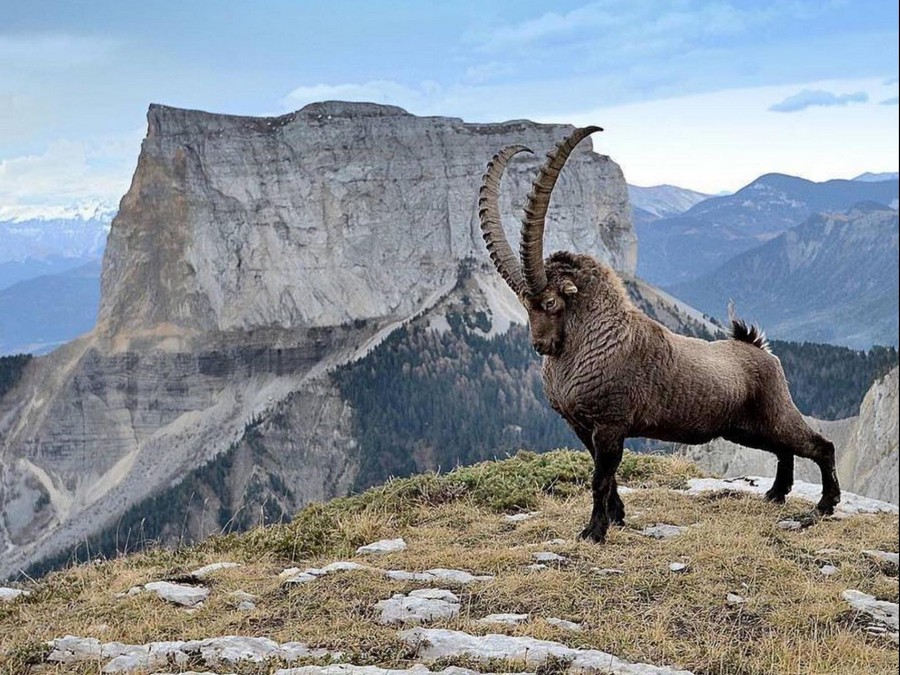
[579, 524, 607, 543]
[816, 498, 837, 516]
[764, 488, 787, 504]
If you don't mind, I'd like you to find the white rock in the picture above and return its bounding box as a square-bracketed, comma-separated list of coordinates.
[400, 627, 694, 674]
[726, 593, 744, 605]
[272, 666, 508, 675]
[639, 524, 686, 540]
[532, 552, 565, 563]
[546, 617, 583, 632]
[0, 587, 30, 602]
[190, 562, 241, 579]
[126, 586, 144, 596]
[315, 561, 371, 574]
[819, 565, 839, 576]
[283, 572, 319, 585]
[424, 568, 494, 583]
[237, 601, 256, 611]
[144, 581, 209, 608]
[842, 590, 899, 632]
[375, 589, 461, 625]
[684, 477, 899, 515]
[356, 538, 408, 554]
[385, 570, 436, 582]
[279, 567, 302, 578]
[504, 512, 539, 523]
[592, 568, 625, 575]
[476, 613, 529, 625]
[669, 562, 688, 573]
[525, 564, 548, 571]
[863, 549, 899, 566]
[200, 636, 280, 664]
[546, 538, 568, 546]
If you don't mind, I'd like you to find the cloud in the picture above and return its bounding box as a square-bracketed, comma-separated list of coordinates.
[768, 89, 869, 112]
[0, 129, 142, 206]
[880, 96, 899, 106]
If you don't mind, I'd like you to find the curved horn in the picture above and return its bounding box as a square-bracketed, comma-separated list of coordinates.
[520, 126, 603, 296]
[478, 144, 532, 295]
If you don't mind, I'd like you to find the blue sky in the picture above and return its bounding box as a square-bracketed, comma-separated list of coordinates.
[0, 0, 897, 206]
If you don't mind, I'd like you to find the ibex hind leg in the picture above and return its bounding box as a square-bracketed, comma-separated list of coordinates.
[765, 451, 794, 504]
[773, 419, 841, 515]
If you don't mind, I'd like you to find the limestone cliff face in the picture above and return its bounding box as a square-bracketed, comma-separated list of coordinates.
[99, 102, 634, 341]
[0, 103, 636, 579]
[684, 366, 899, 504]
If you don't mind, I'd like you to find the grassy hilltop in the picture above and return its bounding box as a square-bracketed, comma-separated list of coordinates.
[1, 450, 897, 674]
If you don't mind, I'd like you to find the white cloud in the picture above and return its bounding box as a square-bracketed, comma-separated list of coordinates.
[769, 89, 869, 112]
[0, 128, 142, 207]
[540, 78, 899, 193]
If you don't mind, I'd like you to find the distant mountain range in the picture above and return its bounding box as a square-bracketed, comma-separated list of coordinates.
[636, 173, 899, 287]
[0, 201, 113, 292]
[670, 203, 899, 349]
[854, 171, 899, 182]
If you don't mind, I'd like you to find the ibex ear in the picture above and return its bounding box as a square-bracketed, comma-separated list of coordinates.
[561, 279, 578, 295]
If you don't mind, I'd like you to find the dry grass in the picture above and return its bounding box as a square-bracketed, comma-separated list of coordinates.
[0, 450, 897, 675]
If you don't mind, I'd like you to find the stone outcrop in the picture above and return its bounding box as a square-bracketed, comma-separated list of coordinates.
[0, 102, 636, 580]
[683, 367, 899, 504]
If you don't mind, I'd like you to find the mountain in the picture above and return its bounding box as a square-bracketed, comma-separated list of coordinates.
[627, 183, 710, 219]
[670, 203, 899, 349]
[0, 255, 98, 292]
[0, 260, 102, 355]
[636, 173, 899, 286]
[0, 101, 643, 579]
[854, 171, 899, 182]
[684, 366, 899, 505]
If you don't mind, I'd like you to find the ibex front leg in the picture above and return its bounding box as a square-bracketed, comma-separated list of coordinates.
[579, 427, 624, 543]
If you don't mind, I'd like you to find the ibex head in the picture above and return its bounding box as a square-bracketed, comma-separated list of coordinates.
[478, 126, 602, 356]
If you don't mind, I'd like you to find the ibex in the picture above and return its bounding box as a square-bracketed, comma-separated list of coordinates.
[478, 127, 840, 542]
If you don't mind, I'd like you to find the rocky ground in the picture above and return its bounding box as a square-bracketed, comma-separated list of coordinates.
[1, 451, 897, 674]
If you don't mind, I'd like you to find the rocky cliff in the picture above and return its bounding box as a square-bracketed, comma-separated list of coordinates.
[684, 366, 899, 504]
[0, 102, 636, 579]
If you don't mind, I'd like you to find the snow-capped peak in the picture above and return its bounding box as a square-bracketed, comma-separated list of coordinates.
[0, 200, 117, 224]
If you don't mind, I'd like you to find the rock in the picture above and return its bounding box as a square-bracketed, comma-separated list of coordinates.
[525, 564, 548, 572]
[842, 590, 899, 634]
[423, 569, 493, 584]
[546, 617, 583, 632]
[375, 589, 461, 625]
[545, 538, 568, 546]
[190, 562, 241, 579]
[683, 475, 899, 515]
[476, 613, 529, 625]
[270, 666, 517, 675]
[592, 568, 625, 575]
[0, 587, 30, 602]
[640, 524, 687, 540]
[863, 550, 899, 567]
[400, 627, 694, 674]
[819, 565, 839, 576]
[237, 601, 256, 611]
[356, 538, 408, 554]
[669, 562, 688, 573]
[726, 593, 745, 605]
[283, 572, 318, 585]
[532, 552, 565, 563]
[504, 512, 539, 523]
[385, 571, 437, 582]
[143, 582, 209, 608]
[777, 519, 802, 531]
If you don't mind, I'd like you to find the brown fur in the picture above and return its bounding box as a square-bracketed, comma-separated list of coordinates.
[527, 252, 841, 542]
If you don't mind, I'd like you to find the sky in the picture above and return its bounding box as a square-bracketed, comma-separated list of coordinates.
[0, 0, 897, 207]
